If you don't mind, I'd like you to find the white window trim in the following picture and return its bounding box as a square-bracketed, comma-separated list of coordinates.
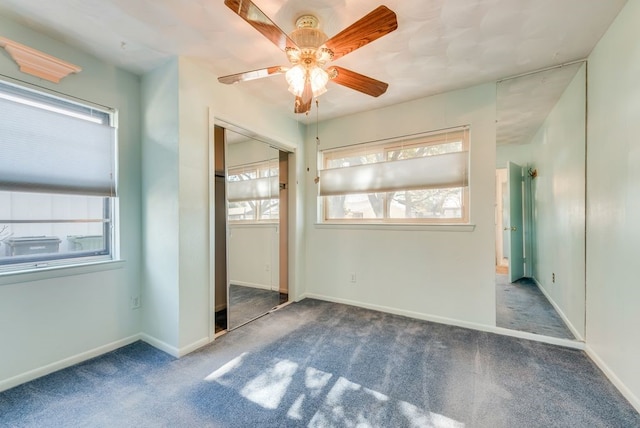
[0, 259, 125, 286]
[318, 126, 470, 225]
[0, 78, 119, 273]
[314, 223, 476, 232]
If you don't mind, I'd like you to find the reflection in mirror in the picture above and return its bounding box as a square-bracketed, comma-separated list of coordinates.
[225, 130, 283, 330]
[495, 62, 586, 341]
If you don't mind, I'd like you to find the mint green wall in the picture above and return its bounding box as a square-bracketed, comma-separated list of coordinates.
[139, 57, 303, 355]
[529, 64, 586, 339]
[0, 15, 142, 390]
[2, 3, 639, 412]
[176, 58, 303, 351]
[303, 84, 497, 329]
[141, 59, 180, 350]
[586, 0, 640, 411]
[496, 143, 533, 169]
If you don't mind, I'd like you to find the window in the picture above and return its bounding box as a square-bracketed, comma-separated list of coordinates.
[0, 80, 117, 272]
[227, 160, 279, 222]
[319, 127, 469, 223]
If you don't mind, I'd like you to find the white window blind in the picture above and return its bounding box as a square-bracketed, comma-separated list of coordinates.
[318, 127, 469, 197]
[319, 150, 468, 196]
[0, 82, 116, 196]
[227, 176, 279, 202]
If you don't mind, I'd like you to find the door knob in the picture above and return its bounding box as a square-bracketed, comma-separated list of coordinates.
[503, 226, 517, 231]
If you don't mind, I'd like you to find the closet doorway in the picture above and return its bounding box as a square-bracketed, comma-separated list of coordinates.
[213, 125, 289, 334]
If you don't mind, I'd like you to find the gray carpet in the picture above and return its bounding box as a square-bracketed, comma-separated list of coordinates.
[496, 274, 575, 340]
[229, 284, 280, 329]
[1, 299, 638, 427]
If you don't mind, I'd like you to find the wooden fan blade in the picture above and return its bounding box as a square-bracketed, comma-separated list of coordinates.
[328, 66, 388, 97]
[218, 66, 286, 84]
[224, 0, 298, 51]
[294, 81, 313, 114]
[294, 96, 311, 114]
[324, 6, 398, 61]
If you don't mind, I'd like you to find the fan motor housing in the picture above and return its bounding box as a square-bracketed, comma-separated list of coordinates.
[295, 15, 319, 29]
[288, 14, 332, 65]
[290, 17, 328, 50]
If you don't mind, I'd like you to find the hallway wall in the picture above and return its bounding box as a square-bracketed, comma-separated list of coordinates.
[529, 65, 586, 339]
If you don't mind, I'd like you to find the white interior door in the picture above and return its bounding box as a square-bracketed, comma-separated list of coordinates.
[508, 161, 525, 282]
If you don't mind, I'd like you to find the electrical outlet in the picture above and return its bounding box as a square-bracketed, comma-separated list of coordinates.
[350, 272, 357, 283]
[130, 296, 140, 309]
[552, 273, 555, 283]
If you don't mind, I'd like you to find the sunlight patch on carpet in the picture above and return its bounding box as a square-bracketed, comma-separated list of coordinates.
[305, 367, 333, 397]
[398, 401, 465, 428]
[286, 394, 306, 420]
[240, 359, 298, 409]
[204, 352, 248, 381]
[205, 354, 463, 427]
[308, 376, 464, 427]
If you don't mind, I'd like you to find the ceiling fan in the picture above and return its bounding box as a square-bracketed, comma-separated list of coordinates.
[218, 0, 398, 114]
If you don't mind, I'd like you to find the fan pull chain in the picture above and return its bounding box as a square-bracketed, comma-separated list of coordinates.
[314, 98, 320, 184]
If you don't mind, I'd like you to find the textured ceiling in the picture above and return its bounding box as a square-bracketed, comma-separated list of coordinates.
[497, 62, 583, 146]
[0, 0, 627, 142]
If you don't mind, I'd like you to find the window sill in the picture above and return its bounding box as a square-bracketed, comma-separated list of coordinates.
[0, 259, 125, 286]
[229, 222, 279, 228]
[314, 223, 476, 232]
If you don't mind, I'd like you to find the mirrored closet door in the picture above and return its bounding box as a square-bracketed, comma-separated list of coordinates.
[495, 62, 586, 342]
[214, 127, 289, 331]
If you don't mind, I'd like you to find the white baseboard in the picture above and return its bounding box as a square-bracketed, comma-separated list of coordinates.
[140, 333, 211, 358]
[1, 332, 214, 393]
[230, 280, 275, 291]
[491, 325, 585, 349]
[533, 277, 585, 341]
[140, 333, 179, 357]
[303, 293, 584, 350]
[178, 337, 211, 357]
[585, 344, 640, 413]
[0, 334, 141, 393]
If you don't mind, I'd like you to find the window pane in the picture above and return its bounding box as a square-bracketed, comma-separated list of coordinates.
[228, 170, 257, 181]
[258, 199, 279, 221]
[228, 160, 279, 222]
[228, 201, 256, 221]
[388, 188, 464, 219]
[325, 193, 385, 219]
[386, 141, 463, 160]
[262, 165, 279, 178]
[320, 127, 469, 224]
[0, 191, 111, 267]
[326, 151, 384, 168]
[0, 81, 117, 272]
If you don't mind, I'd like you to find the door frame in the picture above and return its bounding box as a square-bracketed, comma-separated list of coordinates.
[208, 114, 297, 341]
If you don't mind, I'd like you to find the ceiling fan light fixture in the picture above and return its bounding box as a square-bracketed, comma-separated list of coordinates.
[309, 67, 329, 97]
[286, 64, 329, 98]
[285, 64, 306, 97]
[220, 1, 398, 114]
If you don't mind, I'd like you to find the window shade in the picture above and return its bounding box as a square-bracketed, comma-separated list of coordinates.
[227, 176, 279, 202]
[0, 93, 116, 196]
[318, 150, 468, 196]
